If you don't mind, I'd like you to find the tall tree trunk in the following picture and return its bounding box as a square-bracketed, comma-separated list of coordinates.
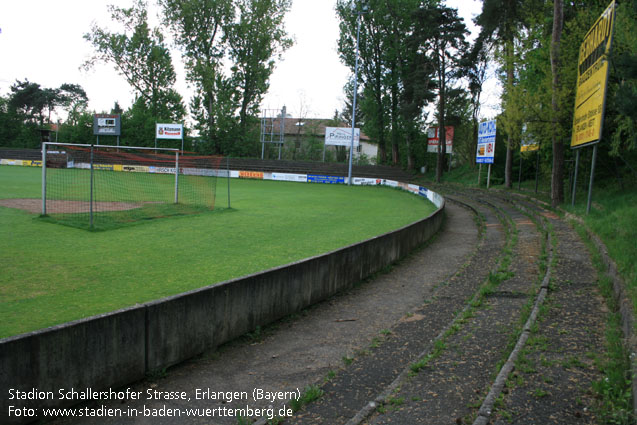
[373, 36, 387, 164]
[504, 39, 514, 188]
[550, 0, 564, 207]
[376, 84, 387, 163]
[390, 78, 399, 166]
[436, 54, 446, 183]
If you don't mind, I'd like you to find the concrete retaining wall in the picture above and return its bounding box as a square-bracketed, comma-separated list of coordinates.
[1, 187, 444, 424]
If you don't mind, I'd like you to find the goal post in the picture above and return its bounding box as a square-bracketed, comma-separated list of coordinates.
[41, 142, 222, 230]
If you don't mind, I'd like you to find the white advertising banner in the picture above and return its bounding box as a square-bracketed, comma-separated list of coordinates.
[156, 123, 184, 140]
[271, 173, 308, 183]
[325, 127, 360, 147]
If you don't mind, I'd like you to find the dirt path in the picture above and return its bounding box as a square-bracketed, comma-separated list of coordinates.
[52, 201, 480, 425]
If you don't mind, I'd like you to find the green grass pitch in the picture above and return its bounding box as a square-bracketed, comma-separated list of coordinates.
[0, 165, 437, 338]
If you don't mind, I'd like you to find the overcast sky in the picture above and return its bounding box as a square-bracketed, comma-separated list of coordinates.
[0, 0, 496, 121]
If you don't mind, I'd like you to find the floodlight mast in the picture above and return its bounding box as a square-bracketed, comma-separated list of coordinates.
[347, 2, 368, 185]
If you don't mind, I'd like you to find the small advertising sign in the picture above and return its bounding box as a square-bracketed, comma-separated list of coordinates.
[476, 120, 497, 164]
[520, 125, 539, 153]
[324, 127, 360, 147]
[427, 126, 454, 154]
[239, 171, 264, 180]
[156, 123, 184, 140]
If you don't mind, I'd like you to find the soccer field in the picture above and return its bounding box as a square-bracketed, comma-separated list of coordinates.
[0, 165, 437, 338]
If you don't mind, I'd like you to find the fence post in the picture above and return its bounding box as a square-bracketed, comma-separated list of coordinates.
[174, 151, 180, 204]
[42, 143, 47, 215]
[89, 145, 94, 228]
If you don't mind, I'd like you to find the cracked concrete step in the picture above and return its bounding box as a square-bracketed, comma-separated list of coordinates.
[288, 195, 510, 424]
[361, 193, 544, 425]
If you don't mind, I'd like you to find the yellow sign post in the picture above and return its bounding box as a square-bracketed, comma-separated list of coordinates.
[570, 1, 616, 214]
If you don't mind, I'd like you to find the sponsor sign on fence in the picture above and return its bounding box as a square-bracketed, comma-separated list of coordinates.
[307, 175, 345, 184]
[271, 173, 307, 182]
[352, 177, 381, 186]
[239, 171, 264, 179]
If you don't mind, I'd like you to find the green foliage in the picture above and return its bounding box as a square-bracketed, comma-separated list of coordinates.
[226, 0, 293, 129]
[289, 385, 324, 412]
[337, 1, 474, 175]
[83, 0, 185, 122]
[609, 0, 637, 155]
[159, 0, 291, 155]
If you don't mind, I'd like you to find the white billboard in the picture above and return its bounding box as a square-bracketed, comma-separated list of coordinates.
[156, 123, 184, 140]
[325, 127, 360, 147]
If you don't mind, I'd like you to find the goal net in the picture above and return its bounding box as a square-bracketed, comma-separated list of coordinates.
[42, 143, 223, 230]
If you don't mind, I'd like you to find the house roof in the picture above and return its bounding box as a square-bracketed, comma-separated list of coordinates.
[264, 117, 371, 142]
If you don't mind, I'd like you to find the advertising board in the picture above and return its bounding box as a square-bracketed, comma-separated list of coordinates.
[307, 175, 345, 184]
[239, 171, 264, 179]
[324, 127, 360, 147]
[156, 123, 184, 140]
[571, 0, 616, 148]
[476, 120, 497, 164]
[427, 126, 454, 154]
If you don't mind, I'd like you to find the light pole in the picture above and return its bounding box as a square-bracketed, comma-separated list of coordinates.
[347, 2, 368, 185]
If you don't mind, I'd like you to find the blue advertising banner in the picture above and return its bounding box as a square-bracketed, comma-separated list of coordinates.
[307, 175, 345, 184]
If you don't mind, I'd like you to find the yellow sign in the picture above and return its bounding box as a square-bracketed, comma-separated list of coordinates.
[571, 1, 616, 148]
[239, 171, 264, 179]
[521, 143, 539, 153]
[521, 124, 539, 153]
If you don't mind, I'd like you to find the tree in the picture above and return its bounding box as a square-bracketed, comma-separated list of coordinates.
[549, 0, 564, 206]
[610, 0, 637, 155]
[84, 0, 184, 122]
[225, 0, 292, 140]
[414, 4, 469, 182]
[159, 0, 234, 145]
[337, 0, 392, 164]
[58, 83, 89, 126]
[9, 80, 51, 125]
[337, 0, 438, 169]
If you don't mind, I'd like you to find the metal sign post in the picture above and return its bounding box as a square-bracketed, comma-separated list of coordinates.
[535, 150, 540, 193]
[518, 155, 523, 190]
[586, 145, 598, 215]
[487, 164, 492, 189]
[571, 149, 580, 206]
